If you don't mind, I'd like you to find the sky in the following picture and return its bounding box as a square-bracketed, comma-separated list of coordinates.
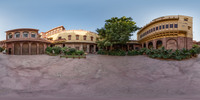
[0, 0, 199, 41]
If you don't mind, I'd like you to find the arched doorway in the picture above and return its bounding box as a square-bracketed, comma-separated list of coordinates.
[14, 43, 21, 55]
[39, 44, 44, 54]
[22, 43, 29, 55]
[166, 39, 178, 50]
[143, 43, 146, 48]
[156, 40, 163, 49]
[148, 42, 153, 49]
[31, 43, 37, 55]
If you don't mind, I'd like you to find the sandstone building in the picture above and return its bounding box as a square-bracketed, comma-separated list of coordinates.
[5, 28, 50, 55]
[137, 15, 193, 50]
[40, 26, 99, 53]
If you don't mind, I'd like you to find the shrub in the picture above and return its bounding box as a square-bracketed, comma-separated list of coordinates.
[45, 47, 52, 53]
[108, 50, 126, 56]
[65, 48, 77, 55]
[76, 50, 84, 55]
[52, 46, 62, 54]
[0, 47, 4, 52]
[97, 49, 108, 55]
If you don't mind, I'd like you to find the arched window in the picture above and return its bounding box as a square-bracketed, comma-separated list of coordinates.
[23, 32, 29, 38]
[31, 33, 37, 38]
[83, 35, 87, 40]
[68, 35, 71, 40]
[8, 33, 13, 39]
[15, 32, 20, 38]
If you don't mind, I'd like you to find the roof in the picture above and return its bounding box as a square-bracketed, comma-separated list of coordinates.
[6, 28, 39, 33]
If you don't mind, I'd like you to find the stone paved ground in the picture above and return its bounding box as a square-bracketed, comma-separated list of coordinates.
[0, 53, 200, 100]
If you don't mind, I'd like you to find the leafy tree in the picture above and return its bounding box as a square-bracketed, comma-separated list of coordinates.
[96, 16, 140, 50]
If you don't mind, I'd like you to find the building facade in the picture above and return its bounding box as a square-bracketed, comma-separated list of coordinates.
[5, 28, 50, 55]
[137, 15, 193, 50]
[41, 26, 98, 53]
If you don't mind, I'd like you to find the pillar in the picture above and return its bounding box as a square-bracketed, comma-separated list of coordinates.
[80, 44, 83, 51]
[153, 40, 156, 49]
[44, 43, 47, 53]
[37, 43, 39, 54]
[127, 44, 130, 51]
[20, 43, 23, 55]
[94, 45, 96, 53]
[162, 38, 167, 49]
[29, 42, 31, 55]
[87, 44, 90, 53]
[12, 43, 14, 55]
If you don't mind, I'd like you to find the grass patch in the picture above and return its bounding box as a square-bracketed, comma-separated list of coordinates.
[60, 55, 86, 59]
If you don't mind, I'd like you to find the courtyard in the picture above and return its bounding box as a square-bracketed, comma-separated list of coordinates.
[0, 54, 200, 100]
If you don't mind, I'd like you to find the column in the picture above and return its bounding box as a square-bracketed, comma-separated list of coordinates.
[87, 44, 90, 53]
[20, 43, 23, 55]
[153, 40, 156, 49]
[44, 43, 47, 53]
[29, 42, 31, 55]
[12, 43, 14, 55]
[127, 44, 130, 51]
[37, 43, 39, 54]
[80, 44, 83, 51]
[146, 41, 148, 49]
[162, 38, 167, 49]
[94, 45, 96, 53]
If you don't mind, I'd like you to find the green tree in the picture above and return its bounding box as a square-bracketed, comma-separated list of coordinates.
[96, 16, 140, 51]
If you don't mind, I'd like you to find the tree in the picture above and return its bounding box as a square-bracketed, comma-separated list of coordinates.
[96, 16, 140, 51]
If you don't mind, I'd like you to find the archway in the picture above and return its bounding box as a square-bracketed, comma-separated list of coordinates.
[166, 39, 178, 50]
[148, 42, 153, 49]
[156, 40, 163, 49]
[22, 43, 29, 55]
[14, 43, 21, 55]
[39, 44, 44, 54]
[31, 43, 37, 55]
[143, 43, 146, 48]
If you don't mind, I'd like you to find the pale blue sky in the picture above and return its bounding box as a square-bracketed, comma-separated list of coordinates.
[0, 0, 199, 41]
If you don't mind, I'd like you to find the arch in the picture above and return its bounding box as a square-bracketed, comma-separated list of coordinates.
[14, 43, 21, 55]
[39, 44, 44, 54]
[31, 43, 37, 55]
[156, 40, 163, 49]
[166, 39, 178, 50]
[22, 43, 29, 55]
[15, 32, 20, 38]
[23, 31, 29, 38]
[148, 42, 153, 49]
[143, 43, 146, 48]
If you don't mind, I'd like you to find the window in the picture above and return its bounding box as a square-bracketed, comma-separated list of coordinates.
[159, 26, 161, 30]
[184, 18, 188, 21]
[153, 28, 155, 31]
[58, 36, 62, 39]
[76, 35, 79, 40]
[174, 24, 178, 28]
[31, 33, 36, 38]
[83, 35, 87, 40]
[170, 24, 173, 28]
[91, 36, 93, 41]
[188, 26, 191, 30]
[8, 33, 12, 39]
[162, 25, 165, 29]
[156, 27, 158, 30]
[166, 24, 169, 28]
[15, 32, 20, 38]
[63, 44, 65, 47]
[23, 32, 29, 38]
[68, 35, 71, 40]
